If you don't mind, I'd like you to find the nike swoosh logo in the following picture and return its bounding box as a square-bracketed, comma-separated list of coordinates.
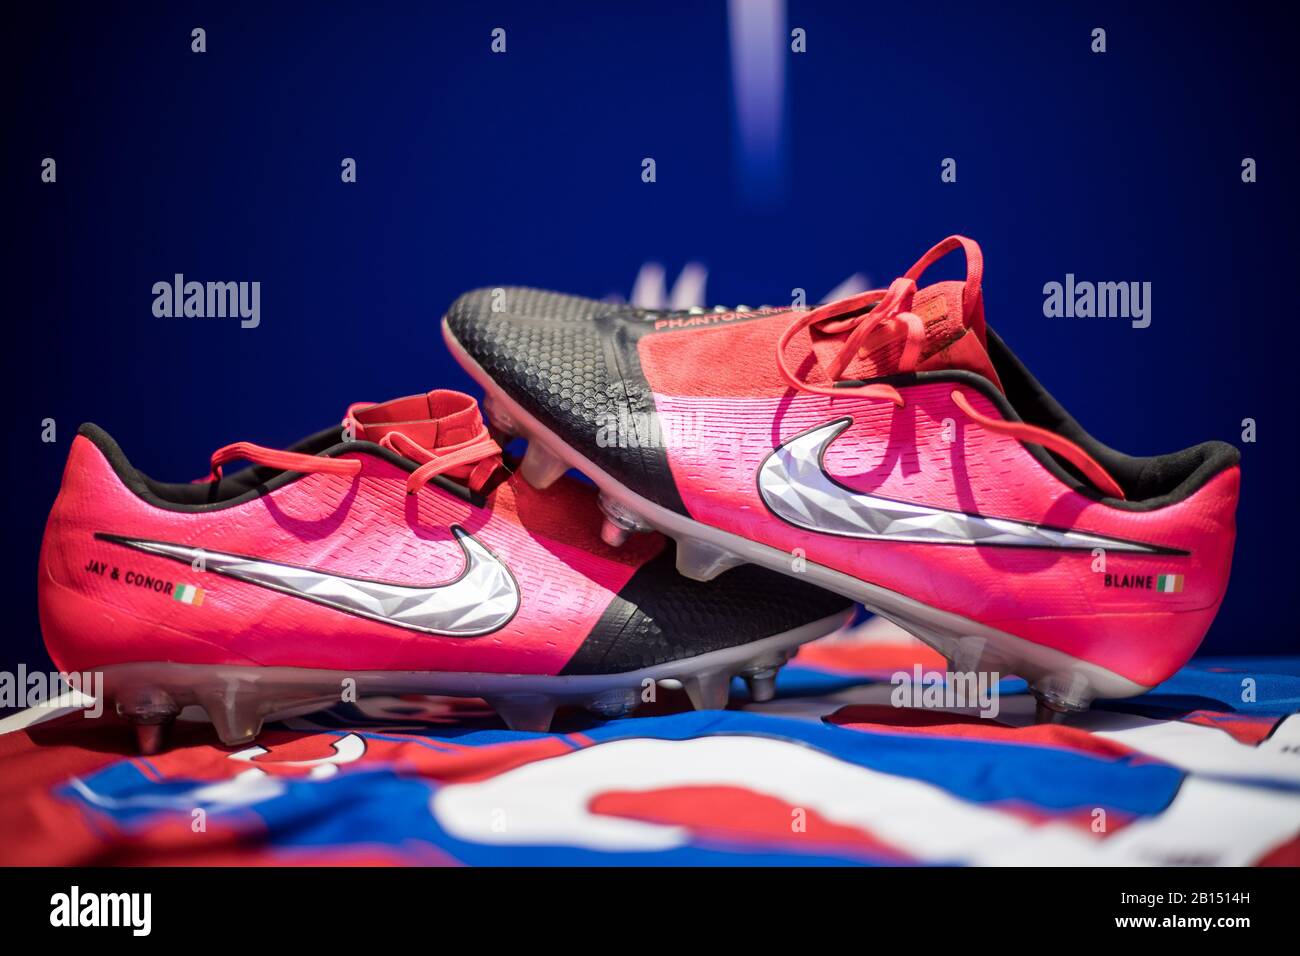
[96, 526, 520, 636]
[757, 418, 1177, 553]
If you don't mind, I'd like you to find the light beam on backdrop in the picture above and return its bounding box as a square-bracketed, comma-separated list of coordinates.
[728, 0, 788, 206]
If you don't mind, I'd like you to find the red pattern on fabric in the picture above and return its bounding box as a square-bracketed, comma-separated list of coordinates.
[589, 785, 913, 861]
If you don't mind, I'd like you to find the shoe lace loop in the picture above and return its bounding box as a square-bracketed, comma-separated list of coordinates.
[775, 235, 1126, 500]
[369, 427, 503, 496]
[206, 391, 504, 497]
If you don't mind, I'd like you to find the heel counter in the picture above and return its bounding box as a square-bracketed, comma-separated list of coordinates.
[1103, 464, 1241, 686]
[1109, 463, 1240, 685]
[38, 433, 126, 671]
[38, 432, 96, 589]
[1149, 461, 1240, 680]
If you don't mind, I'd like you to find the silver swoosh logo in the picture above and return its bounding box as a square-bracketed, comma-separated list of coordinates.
[97, 526, 520, 636]
[757, 418, 1171, 553]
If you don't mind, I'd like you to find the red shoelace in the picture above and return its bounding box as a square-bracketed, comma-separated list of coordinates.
[776, 236, 1126, 500]
[206, 390, 504, 496]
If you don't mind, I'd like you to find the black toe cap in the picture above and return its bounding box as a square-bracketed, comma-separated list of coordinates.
[560, 546, 853, 675]
[445, 286, 689, 513]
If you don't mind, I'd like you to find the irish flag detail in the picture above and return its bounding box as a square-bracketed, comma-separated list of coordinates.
[1156, 574, 1184, 594]
[173, 583, 205, 606]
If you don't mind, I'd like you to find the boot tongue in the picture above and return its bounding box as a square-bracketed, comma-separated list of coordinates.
[347, 390, 487, 451]
[808, 279, 1004, 392]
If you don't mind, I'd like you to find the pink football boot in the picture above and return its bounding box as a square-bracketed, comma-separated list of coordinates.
[38, 390, 852, 751]
[443, 238, 1240, 721]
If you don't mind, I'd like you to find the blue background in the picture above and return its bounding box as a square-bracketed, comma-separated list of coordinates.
[4, 1, 1297, 675]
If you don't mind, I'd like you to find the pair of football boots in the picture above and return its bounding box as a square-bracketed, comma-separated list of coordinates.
[38, 236, 1239, 752]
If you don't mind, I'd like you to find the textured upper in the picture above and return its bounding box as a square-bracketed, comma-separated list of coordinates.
[446, 287, 693, 512]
